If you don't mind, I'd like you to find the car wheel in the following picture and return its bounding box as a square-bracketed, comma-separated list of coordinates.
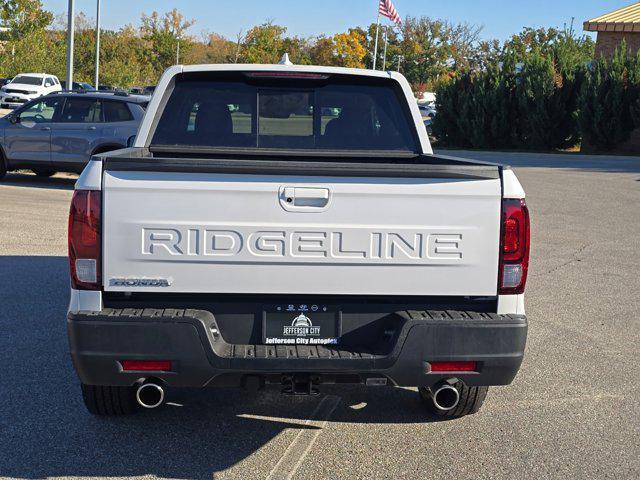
[418, 382, 489, 419]
[0, 153, 6, 180]
[81, 384, 138, 415]
[32, 169, 56, 178]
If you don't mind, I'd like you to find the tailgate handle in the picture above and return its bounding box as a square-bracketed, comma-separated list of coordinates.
[281, 187, 330, 210]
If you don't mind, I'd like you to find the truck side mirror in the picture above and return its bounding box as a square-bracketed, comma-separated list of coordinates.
[127, 135, 136, 147]
[8, 114, 20, 124]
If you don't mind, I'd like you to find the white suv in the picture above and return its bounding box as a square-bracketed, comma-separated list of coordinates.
[0, 73, 62, 109]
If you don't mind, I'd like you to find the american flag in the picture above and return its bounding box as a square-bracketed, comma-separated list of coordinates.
[379, 0, 401, 25]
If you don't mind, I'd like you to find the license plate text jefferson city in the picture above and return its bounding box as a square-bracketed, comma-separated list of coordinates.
[141, 227, 464, 263]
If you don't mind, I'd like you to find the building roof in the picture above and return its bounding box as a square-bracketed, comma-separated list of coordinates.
[584, 2, 640, 32]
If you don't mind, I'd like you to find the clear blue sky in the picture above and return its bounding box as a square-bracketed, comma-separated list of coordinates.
[41, 0, 632, 41]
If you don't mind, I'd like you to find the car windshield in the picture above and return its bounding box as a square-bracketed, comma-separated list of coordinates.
[151, 72, 417, 152]
[12, 76, 43, 86]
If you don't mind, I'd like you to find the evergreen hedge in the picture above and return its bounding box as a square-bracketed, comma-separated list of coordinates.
[578, 44, 640, 151]
[434, 43, 640, 152]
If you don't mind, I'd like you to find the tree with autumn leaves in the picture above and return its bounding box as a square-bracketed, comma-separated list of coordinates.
[0, 2, 489, 89]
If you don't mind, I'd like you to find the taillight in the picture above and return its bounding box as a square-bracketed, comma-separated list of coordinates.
[498, 199, 530, 294]
[68, 190, 101, 290]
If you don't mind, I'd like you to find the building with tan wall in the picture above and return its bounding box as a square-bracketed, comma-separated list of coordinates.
[584, 2, 640, 59]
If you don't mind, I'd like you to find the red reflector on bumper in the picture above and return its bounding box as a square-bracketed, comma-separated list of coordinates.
[429, 361, 477, 372]
[121, 360, 172, 372]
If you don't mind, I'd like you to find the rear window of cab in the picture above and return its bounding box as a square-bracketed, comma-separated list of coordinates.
[150, 72, 418, 152]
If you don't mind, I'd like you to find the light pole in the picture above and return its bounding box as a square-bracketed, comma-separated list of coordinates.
[372, 11, 381, 70]
[94, 0, 101, 89]
[382, 26, 389, 71]
[176, 35, 181, 65]
[66, 0, 75, 89]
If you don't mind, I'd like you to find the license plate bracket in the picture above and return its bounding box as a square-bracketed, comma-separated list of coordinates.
[262, 304, 341, 345]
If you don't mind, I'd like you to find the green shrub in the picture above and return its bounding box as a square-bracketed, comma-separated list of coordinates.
[516, 50, 580, 150]
[578, 43, 640, 151]
[433, 28, 594, 151]
[433, 51, 576, 151]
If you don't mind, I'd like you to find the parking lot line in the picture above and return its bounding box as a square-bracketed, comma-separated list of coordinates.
[266, 395, 341, 480]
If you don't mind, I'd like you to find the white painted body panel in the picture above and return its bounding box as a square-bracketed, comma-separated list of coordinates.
[75, 159, 103, 190]
[68, 288, 102, 313]
[102, 171, 502, 296]
[502, 169, 526, 199]
[497, 294, 525, 315]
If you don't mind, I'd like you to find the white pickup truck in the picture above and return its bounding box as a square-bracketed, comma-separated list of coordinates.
[67, 63, 529, 419]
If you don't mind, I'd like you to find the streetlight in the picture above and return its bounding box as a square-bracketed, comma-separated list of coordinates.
[176, 34, 181, 65]
[66, 0, 75, 89]
[95, 0, 101, 89]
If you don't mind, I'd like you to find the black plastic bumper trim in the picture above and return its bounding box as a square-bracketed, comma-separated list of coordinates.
[68, 308, 527, 388]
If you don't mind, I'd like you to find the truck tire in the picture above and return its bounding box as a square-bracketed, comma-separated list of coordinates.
[0, 153, 6, 180]
[419, 382, 488, 419]
[81, 384, 138, 415]
[33, 169, 56, 177]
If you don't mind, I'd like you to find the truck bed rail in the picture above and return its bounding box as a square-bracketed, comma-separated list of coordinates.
[101, 148, 501, 180]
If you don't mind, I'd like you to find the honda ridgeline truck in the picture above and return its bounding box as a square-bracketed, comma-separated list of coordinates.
[67, 63, 529, 418]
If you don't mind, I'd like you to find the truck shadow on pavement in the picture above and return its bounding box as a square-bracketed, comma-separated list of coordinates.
[0, 255, 439, 479]
[1, 172, 77, 190]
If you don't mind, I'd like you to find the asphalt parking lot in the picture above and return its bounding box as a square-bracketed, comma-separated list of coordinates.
[0, 151, 638, 479]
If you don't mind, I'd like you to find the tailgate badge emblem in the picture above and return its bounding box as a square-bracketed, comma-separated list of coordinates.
[109, 277, 172, 287]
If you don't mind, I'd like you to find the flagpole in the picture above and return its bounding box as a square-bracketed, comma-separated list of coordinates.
[372, 10, 380, 70]
[382, 26, 389, 70]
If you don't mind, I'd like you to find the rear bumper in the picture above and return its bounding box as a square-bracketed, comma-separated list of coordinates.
[68, 308, 527, 388]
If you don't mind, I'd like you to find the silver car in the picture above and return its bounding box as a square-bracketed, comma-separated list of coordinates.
[0, 91, 147, 178]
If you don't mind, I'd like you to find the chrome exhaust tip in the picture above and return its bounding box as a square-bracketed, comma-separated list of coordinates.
[136, 382, 164, 409]
[431, 381, 460, 411]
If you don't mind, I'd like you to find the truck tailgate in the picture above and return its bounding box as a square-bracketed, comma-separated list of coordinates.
[102, 169, 501, 296]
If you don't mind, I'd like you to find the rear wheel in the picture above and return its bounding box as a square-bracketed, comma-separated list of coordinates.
[32, 169, 56, 177]
[81, 384, 138, 415]
[419, 381, 489, 419]
[0, 154, 6, 180]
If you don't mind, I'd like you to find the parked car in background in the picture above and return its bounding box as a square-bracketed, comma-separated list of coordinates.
[417, 93, 436, 138]
[61, 81, 95, 91]
[0, 73, 61, 109]
[418, 104, 436, 119]
[0, 91, 147, 179]
[417, 92, 437, 122]
[128, 87, 143, 94]
[423, 116, 433, 136]
[98, 85, 114, 91]
[142, 85, 156, 95]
